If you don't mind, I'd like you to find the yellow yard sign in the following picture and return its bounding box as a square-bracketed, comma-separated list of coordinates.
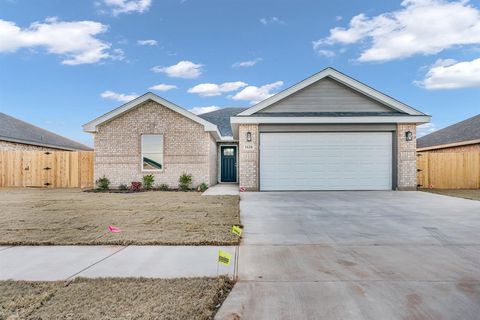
[231, 225, 243, 237]
[218, 250, 232, 266]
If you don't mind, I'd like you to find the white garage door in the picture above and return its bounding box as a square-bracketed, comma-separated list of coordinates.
[260, 132, 392, 191]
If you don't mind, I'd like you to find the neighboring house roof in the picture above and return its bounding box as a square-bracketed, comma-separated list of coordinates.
[237, 67, 429, 117]
[198, 107, 247, 137]
[417, 114, 480, 150]
[83, 92, 222, 140]
[0, 112, 92, 151]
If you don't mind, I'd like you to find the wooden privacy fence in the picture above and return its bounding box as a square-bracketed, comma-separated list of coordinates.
[417, 151, 480, 189]
[0, 151, 94, 188]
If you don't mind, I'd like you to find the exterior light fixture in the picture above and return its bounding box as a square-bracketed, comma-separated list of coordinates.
[405, 130, 413, 141]
[246, 131, 252, 142]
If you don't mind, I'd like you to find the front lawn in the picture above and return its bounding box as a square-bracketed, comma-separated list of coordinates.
[0, 277, 234, 320]
[0, 188, 240, 245]
[421, 189, 480, 201]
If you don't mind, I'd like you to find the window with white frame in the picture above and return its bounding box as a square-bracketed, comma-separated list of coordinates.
[141, 134, 163, 171]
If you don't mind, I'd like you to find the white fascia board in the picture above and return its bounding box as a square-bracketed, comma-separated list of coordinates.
[83, 92, 220, 136]
[217, 136, 236, 142]
[230, 115, 431, 139]
[231, 115, 431, 124]
[238, 68, 427, 116]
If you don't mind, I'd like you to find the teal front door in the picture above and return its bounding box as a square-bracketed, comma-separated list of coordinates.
[221, 146, 237, 182]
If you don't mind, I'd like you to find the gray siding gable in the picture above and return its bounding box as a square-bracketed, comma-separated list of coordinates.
[258, 77, 398, 114]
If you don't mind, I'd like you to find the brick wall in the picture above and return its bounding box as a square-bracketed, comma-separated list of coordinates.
[208, 134, 218, 186]
[94, 100, 215, 188]
[0, 140, 63, 151]
[397, 123, 417, 190]
[238, 124, 259, 190]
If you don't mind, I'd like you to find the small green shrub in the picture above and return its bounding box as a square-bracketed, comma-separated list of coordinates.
[119, 184, 128, 191]
[198, 182, 208, 192]
[142, 174, 155, 190]
[96, 176, 110, 190]
[178, 173, 192, 191]
[159, 184, 169, 191]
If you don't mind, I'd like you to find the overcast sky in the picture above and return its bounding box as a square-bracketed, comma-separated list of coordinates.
[1, 0, 479, 146]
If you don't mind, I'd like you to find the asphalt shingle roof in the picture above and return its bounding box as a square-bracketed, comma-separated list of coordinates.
[198, 107, 247, 137]
[0, 112, 92, 151]
[417, 114, 480, 149]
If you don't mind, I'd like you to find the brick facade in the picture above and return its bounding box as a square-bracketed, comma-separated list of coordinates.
[397, 123, 417, 190]
[0, 140, 63, 151]
[238, 124, 259, 190]
[94, 100, 217, 188]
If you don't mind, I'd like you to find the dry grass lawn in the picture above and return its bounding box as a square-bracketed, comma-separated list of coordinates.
[421, 189, 480, 201]
[0, 277, 234, 320]
[0, 188, 240, 245]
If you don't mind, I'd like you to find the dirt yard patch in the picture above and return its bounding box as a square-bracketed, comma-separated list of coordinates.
[0, 277, 234, 320]
[0, 188, 240, 245]
[421, 189, 480, 201]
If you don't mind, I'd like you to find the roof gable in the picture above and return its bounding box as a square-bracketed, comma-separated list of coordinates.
[258, 77, 398, 114]
[238, 68, 427, 116]
[83, 92, 221, 139]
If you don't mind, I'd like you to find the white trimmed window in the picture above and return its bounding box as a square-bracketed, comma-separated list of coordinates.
[141, 134, 163, 171]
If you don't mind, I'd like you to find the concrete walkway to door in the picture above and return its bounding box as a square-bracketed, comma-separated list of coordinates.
[216, 191, 480, 319]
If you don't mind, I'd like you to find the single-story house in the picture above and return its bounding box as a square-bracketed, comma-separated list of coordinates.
[417, 114, 480, 153]
[83, 67, 430, 191]
[0, 112, 92, 151]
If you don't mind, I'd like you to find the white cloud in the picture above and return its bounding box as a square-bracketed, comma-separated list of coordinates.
[189, 106, 220, 115]
[137, 39, 157, 46]
[101, 90, 138, 103]
[0, 17, 114, 65]
[101, 0, 151, 16]
[417, 58, 480, 89]
[232, 58, 262, 68]
[151, 60, 203, 79]
[260, 17, 285, 25]
[231, 81, 283, 104]
[110, 48, 126, 61]
[417, 123, 437, 137]
[316, 49, 335, 58]
[336, 16, 343, 21]
[149, 83, 178, 92]
[314, 0, 480, 62]
[188, 81, 247, 97]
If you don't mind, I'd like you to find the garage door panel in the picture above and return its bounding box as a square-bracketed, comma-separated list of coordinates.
[260, 132, 392, 191]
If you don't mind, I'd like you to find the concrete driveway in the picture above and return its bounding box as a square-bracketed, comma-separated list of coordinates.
[216, 191, 480, 320]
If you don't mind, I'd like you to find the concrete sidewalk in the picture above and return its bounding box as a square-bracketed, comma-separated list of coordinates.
[0, 245, 237, 281]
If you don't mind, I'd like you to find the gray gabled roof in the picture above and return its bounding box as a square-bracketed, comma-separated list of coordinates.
[198, 107, 247, 137]
[0, 112, 92, 151]
[417, 114, 480, 149]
